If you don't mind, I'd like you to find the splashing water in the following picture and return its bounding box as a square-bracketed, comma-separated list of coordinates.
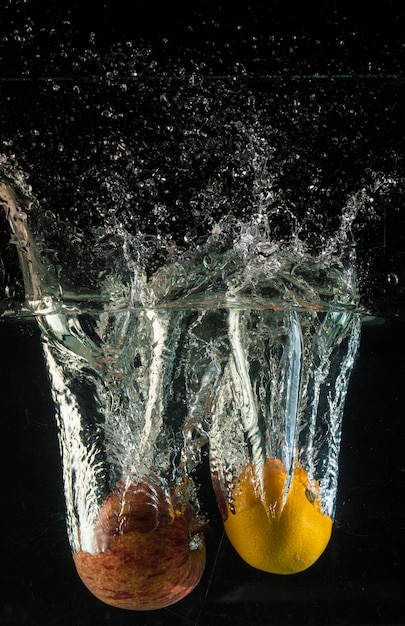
[0, 174, 361, 552]
[0, 63, 371, 568]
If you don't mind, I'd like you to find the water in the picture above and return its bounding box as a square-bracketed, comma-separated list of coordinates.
[0, 57, 392, 598]
[38, 300, 361, 555]
[0, 175, 361, 558]
[209, 304, 361, 519]
[0, 9, 404, 620]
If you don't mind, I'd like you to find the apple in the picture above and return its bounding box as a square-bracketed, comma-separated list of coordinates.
[73, 480, 206, 610]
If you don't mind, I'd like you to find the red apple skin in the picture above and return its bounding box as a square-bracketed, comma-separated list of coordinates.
[73, 482, 206, 611]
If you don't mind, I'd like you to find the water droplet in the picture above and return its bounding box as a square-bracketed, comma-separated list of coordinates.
[256, 242, 278, 257]
[387, 272, 399, 285]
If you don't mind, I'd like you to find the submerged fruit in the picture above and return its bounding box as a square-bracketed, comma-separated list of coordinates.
[73, 482, 206, 610]
[223, 458, 332, 574]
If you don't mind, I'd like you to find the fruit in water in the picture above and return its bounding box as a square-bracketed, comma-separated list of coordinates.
[222, 458, 332, 574]
[73, 481, 206, 610]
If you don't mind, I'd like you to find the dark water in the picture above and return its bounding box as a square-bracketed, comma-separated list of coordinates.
[0, 3, 405, 625]
[1, 315, 404, 625]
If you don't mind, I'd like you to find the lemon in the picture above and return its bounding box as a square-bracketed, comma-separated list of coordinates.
[224, 458, 332, 574]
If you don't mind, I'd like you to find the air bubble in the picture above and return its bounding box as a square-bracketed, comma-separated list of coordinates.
[387, 272, 399, 285]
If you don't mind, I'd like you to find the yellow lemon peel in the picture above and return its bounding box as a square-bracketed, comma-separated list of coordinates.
[224, 458, 332, 575]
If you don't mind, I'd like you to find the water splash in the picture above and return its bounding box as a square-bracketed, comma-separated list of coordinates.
[1, 174, 361, 539]
[208, 304, 361, 519]
[0, 62, 372, 568]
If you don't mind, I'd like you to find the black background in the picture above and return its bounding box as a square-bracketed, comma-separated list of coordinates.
[1, 2, 405, 625]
